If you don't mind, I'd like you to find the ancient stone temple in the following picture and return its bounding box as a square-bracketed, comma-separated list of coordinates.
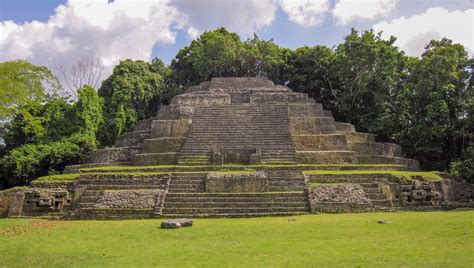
[1, 77, 472, 219]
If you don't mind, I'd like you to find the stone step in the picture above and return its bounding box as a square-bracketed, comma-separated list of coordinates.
[69, 208, 154, 219]
[163, 201, 308, 208]
[161, 212, 308, 218]
[164, 196, 307, 203]
[76, 185, 165, 190]
[161, 207, 309, 214]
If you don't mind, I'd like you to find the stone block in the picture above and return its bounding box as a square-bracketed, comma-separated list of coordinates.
[210, 77, 274, 88]
[296, 151, 357, 164]
[133, 152, 179, 165]
[93, 190, 163, 209]
[171, 93, 231, 107]
[292, 134, 348, 151]
[142, 137, 185, 153]
[89, 147, 141, 163]
[0, 188, 25, 218]
[290, 117, 336, 135]
[114, 131, 150, 147]
[230, 92, 250, 103]
[288, 103, 324, 117]
[250, 92, 289, 103]
[206, 172, 268, 193]
[151, 119, 191, 138]
[345, 132, 376, 143]
[335, 122, 355, 133]
[161, 219, 193, 229]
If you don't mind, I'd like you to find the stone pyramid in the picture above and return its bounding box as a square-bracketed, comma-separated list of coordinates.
[5, 77, 469, 220]
[87, 77, 419, 170]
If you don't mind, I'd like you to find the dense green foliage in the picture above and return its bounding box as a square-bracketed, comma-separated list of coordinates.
[0, 27, 472, 187]
[0, 60, 60, 120]
[0, 87, 102, 186]
[0, 211, 472, 266]
[98, 59, 170, 145]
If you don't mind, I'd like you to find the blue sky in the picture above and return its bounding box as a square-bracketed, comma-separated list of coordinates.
[0, 0, 472, 81]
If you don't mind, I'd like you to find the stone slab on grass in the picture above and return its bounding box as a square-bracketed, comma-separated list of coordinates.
[161, 219, 193, 229]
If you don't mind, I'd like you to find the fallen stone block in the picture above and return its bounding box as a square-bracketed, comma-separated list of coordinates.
[161, 219, 193, 229]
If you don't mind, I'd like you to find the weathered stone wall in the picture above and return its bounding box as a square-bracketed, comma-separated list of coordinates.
[142, 137, 186, 153]
[292, 134, 348, 151]
[171, 93, 231, 107]
[150, 119, 191, 138]
[93, 190, 163, 209]
[289, 117, 336, 135]
[0, 188, 25, 218]
[308, 184, 372, 213]
[89, 147, 141, 163]
[210, 77, 274, 88]
[206, 172, 267, 192]
[297, 151, 357, 164]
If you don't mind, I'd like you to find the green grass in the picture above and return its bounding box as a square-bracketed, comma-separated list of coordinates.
[34, 174, 80, 182]
[304, 170, 442, 180]
[0, 211, 472, 267]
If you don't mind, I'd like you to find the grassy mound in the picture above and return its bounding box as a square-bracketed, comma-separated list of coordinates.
[0, 211, 472, 267]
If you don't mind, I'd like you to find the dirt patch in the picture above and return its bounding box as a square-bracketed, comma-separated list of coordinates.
[0, 220, 71, 236]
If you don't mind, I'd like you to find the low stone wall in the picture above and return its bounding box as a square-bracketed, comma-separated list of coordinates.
[150, 119, 191, 138]
[292, 134, 348, 151]
[206, 172, 267, 192]
[296, 151, 357, 164]
[93, 190, 163, 209]
[133, 152, 179, 165]
[172, 93, 231, 107]
[89, 147, 141, 163]
[290, 117, 336, 135]
[308, 184, 372, 213]
[142, 137, 185, 153]
[288, 103, 324, 117]
[0, 188, 26, 218]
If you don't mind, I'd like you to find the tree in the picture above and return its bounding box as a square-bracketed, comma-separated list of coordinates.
[282, 45, 337, 109]
[98, 59, 168, 146]
[330, 29, 408, 133]
[56, 54, 104, 98]
[0, 60, 60, 120]
[171, 28, 246, 87]
[396, 38, 473, 170]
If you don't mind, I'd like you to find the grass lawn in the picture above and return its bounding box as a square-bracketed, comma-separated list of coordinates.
[0, 211, 472, 267]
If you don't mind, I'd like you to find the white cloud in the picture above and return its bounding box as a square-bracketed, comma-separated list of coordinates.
[279, 0, 329, 26]
[172, 0, 278, 38]
[373, 7, 474, 56]
[333, 0, 397, 25]
[0, 0, 179, 90]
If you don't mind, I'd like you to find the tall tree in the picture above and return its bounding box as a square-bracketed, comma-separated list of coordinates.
[0, 60, 60, 120]
[397, 38, 473, 170]
[171, 28, 246, 87]
[98, 59, 168, 145]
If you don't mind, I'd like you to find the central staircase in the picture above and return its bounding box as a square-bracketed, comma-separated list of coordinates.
[161, 171, 310, 217]
[178, 103, 297, 165]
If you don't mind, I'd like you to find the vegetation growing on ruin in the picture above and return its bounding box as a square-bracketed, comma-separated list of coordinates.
[0, 211, 472, 267]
